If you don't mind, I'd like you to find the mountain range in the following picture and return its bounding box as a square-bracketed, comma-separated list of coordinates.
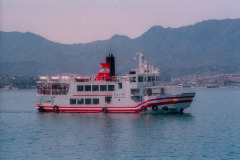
[1, 18, 240, 81]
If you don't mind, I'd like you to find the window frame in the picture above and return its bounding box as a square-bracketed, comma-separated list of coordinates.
[70, 98, 76, 105]
[93, 98, 99, 104]
[85, 85, 91, 91]
[92, 85, 99, 91]
[118, 83, 122, 89]
[105, 96, 112, 103]
[152, 76, 155, 82]
[108, 85, 115, 91]
[85, 98, 92, 104]
[130, 76, 136, 82]
[100, 85, 107, 91]
[77, 85, 84, 91]
[147, 76, 152, 82]
[138, 76, 143, 82]
[77, 98, 84, 104]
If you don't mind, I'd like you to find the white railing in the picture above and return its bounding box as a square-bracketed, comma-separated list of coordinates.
[37, 89, 69, 95]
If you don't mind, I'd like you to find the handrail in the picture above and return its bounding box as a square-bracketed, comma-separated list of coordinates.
[37, 89, 69, 95]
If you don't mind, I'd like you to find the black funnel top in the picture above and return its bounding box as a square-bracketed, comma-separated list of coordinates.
[106, 54, 115, 77]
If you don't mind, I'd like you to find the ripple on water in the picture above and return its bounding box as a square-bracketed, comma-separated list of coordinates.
[0, 89, 240, 159]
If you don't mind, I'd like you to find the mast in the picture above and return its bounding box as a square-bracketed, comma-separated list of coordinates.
[136, 52, 144, 72]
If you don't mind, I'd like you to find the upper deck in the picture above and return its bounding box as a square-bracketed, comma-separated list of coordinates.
[37, 53, 162, 96]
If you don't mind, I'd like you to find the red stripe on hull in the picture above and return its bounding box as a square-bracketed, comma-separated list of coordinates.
[36, 99, 193, 113]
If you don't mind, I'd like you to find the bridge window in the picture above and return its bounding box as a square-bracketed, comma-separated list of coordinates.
[152, 76, 155, 81]
[77, 85, 84, 91]
[93, 98, 99, 104]
[92, 85, 99, 91]
[130, 77, 136, 82]
[138, 76, 143, 82]
[100, 85, 107, 91]
[70, 98, 76, 105]
[77, 98, 84, 104]
[85, 85, 91, 91]
[108, 85, 115, 91]
[156, 76, 161, 81]
[147, 76, 152, 82]
[85, 98, 92, 104]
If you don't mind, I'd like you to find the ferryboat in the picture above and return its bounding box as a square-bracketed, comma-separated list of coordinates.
[36, 53, 195, 113]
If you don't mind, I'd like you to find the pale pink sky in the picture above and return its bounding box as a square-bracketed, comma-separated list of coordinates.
[1, 0, 240, 44]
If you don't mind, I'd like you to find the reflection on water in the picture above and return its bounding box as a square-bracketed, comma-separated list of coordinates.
[33, 112, 195, 159]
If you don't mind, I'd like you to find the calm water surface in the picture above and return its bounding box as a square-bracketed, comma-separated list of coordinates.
[1, 89, 240, 159]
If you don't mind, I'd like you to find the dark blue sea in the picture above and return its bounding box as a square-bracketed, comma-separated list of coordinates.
[1, 88, 240, 159]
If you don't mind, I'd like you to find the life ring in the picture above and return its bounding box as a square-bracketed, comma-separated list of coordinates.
[39, 106, 44, 112]
[53, 106, 59, 112]
[162, 106, 168, 111]
[141, 106, 147, 112]
[152, 105, 158, 111]
[102, 107, 108, 113]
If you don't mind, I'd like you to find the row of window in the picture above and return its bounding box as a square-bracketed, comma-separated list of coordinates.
[70, 98, 99, 105]
[77, 85, 115, 92]
[70, 97, 112, 105]
[130, 76, 161, 82]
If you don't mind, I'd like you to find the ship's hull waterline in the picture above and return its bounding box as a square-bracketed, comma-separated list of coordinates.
[36, 93, 195, 114]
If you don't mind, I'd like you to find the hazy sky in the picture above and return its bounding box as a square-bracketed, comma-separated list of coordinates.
[1, 0, 240, 44]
